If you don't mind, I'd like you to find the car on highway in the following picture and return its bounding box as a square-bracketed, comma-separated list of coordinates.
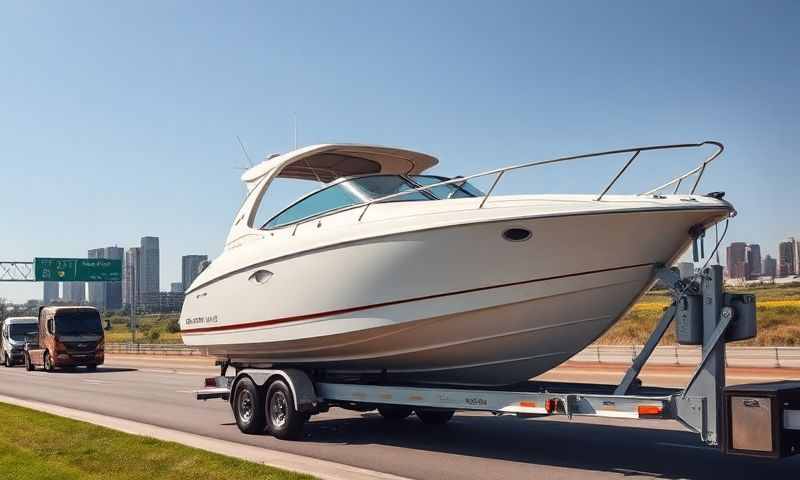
[24, 306, 105, 372]
[1, 316, 39, 367]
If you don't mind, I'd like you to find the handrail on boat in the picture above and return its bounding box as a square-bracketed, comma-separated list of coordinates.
[354, 140, 724, 221]
[284, 141, 723, 231]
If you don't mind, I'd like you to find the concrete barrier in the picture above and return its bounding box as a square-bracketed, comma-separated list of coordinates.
[106, 342, 800, 368]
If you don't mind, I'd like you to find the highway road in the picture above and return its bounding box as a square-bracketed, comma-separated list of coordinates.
[1, 355, 799, 480]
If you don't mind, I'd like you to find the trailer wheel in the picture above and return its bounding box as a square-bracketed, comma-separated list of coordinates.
[24, 353, 35, 371]
[378, 405, 413, 421]
[265, 379, 306, 440]
[43, 352, 54, 372]
[416, 409, 455, 425]
[232, 377, 266, 434]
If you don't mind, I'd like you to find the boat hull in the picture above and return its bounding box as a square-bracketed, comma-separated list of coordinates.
[181, 204, 730, 386]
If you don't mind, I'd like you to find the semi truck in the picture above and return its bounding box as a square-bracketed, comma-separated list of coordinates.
[23, 306, 105, 372]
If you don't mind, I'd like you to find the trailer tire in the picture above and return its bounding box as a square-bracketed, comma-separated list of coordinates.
[232, 377, 266, 434]
[24, 353, 35, 371]
[416, 409, 455, 425]
[378, 405, 413, 421]
[266, 379, 306, 440]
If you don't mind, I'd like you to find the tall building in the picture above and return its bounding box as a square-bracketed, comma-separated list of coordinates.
[123, 247, 141, 307]
[778, 238, 797, 277]
[726, 242, 748, 280]
[795, 239, 800, 276]
[140, 236, 160, 296]
[86, 246, 123, 311]
[181, 254, 208, 292]
[746, 244, 762, 278]
[763, 254, 778, 278]
[170, 282, 184, 293]
[43, 282, 59, 304]
[63, 282, 85, 304]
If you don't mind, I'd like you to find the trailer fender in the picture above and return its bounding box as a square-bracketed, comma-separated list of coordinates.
[234, 368, 319, 413]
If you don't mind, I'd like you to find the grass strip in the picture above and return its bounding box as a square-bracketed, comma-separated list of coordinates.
[0, 402, 314, 480]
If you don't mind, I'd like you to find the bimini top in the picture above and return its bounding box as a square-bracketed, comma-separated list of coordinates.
[240, 144, 439, 190]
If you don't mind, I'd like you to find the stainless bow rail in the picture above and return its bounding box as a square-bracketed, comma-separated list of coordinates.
[356, 140, 724, 221]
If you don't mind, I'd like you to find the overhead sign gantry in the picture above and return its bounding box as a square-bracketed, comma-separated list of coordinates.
[0, 258, 122, 282]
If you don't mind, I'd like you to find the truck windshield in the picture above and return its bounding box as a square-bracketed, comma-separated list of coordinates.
[9, 324, 38, 341]
[54, 310, 103, 336]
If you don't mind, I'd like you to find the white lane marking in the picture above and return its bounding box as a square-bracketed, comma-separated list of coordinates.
[656, 442, 716, 451]
[137, 368, 209, 376]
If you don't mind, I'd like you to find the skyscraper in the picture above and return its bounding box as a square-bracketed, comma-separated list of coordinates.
[763, 254, 777, 278]
[170, 282, 184, 293]
[746, 244, 762, 279]
[63, 282, 85, 304]
[181, 254, 208, 292]
[778, 238, 797, 277]
[795, 239, 800, 276]
[123, 247, 141, 307]
[86, 246, 124, 311]
[140, 236, 160, 296]
[43, 282, 59, 304]
[726, 242, 748, 280]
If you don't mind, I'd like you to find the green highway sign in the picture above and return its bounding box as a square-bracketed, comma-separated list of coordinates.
[34, 257, 122, 282]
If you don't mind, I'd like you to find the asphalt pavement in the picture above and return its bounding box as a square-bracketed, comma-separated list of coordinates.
[1, 355, 799, 480]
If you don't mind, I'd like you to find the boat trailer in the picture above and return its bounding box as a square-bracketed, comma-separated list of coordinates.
[197, 264, 800, 458]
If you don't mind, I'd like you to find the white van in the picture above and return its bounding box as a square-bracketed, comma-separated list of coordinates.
[1, 316, 39, 367]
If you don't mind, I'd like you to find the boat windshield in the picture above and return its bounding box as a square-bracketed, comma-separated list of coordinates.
[263, 175, 430, 229]
[262, 174, 483, 229]
[410, 175, 483, 198]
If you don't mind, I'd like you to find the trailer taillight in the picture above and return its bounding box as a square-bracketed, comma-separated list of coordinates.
[205, 377, 217, 388]
[637, 405, 663, 416]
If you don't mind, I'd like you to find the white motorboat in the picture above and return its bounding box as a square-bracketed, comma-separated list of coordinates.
[180, 141, 733, 386]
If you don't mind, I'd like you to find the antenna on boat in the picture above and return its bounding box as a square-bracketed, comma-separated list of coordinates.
[236, 136, 254, 167]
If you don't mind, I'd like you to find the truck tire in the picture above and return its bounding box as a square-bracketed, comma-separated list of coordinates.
[2, 352, 10, 368]
[378, 405, 413, 421]
[415, 409, 455, 425]
[265, 379, 306, 440]
[232, 377, 266, 434]
[43, 352, 54, 372]
[24, 353, 35, 371]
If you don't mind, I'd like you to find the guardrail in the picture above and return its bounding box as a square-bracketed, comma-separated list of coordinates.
[106, 342, 800, 368]
[572, 345, 800, 369]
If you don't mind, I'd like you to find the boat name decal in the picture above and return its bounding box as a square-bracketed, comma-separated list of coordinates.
[185, 315, 219, 326]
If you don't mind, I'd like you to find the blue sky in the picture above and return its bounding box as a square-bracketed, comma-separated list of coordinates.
[1, 1, 798, 302]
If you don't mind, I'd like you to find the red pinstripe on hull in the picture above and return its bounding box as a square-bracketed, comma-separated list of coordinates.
[180, 262, 654, 335]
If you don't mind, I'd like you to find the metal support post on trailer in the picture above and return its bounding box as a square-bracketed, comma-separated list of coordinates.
[675, 265, 726, 445]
